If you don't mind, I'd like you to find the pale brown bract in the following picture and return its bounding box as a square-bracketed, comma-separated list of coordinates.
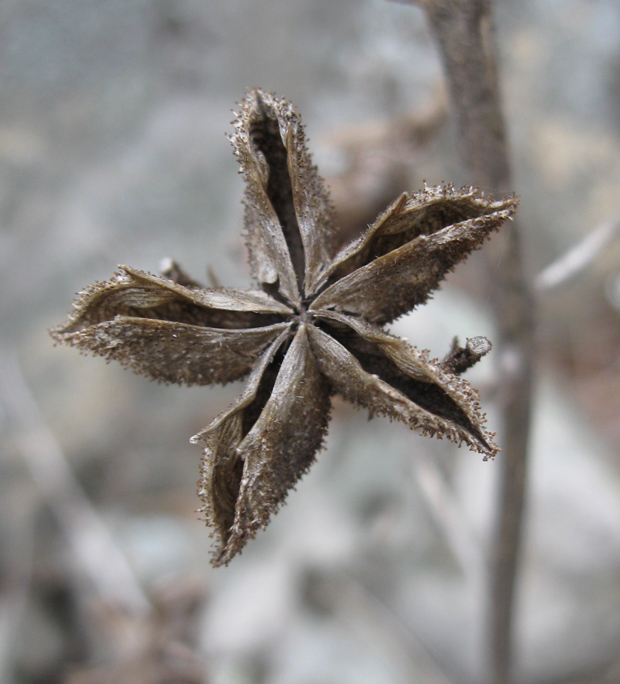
[51, 89, 518, 566]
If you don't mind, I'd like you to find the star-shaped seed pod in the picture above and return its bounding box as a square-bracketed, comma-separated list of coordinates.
[51, 89, 518, 566]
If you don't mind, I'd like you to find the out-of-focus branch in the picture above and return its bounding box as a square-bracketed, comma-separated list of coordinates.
[412, 452, 487, 588]
[408, 1, 535, 682]
[0, 350, 150, 614]
[0, 505, 35, 683]
[535, 212, 620, 291]
[305, 568, 454, 684]
[322, 87, 448, 245]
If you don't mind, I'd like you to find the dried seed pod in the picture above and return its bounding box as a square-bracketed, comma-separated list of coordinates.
[52, 89, 518, 566]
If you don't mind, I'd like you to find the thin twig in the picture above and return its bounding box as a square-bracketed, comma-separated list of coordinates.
[0, 349, 150, 614]
[311, 568, 454, 684]
[408, 2, 535, 682]
[412, 452, 487, 587]
[535, 212, 620, 291]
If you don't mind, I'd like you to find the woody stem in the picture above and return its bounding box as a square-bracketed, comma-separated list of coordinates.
[419, 1, 535, 682]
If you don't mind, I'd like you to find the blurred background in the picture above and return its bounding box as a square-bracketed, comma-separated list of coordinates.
[2, 0, 620, 682]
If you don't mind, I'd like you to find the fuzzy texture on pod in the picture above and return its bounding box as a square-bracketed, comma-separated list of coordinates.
[52, 89, 518, 566]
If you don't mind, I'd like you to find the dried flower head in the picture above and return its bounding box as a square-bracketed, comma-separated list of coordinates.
[52, 89, 518, 566]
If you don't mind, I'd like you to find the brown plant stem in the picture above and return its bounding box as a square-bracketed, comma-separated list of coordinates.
[415, 1, 535, 682]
